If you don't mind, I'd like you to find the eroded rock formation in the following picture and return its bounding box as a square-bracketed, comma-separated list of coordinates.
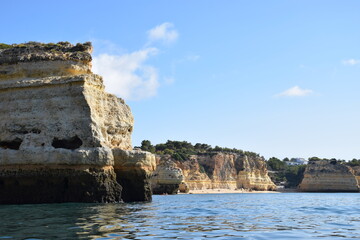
[351, 166, 360, 186]
[161, 153, 276, 191]
[113, 149, 155, 201]
[299, 160, 359, 192]
[151, 157, 184, 194]
[0, 42, 154, 203]
[236, 155, 276, 190]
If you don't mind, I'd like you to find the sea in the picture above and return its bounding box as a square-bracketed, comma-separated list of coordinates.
[0, 193, 359, 240]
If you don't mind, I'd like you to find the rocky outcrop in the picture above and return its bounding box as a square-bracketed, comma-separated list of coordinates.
[173, 153, 275, 191]
[0, 42, 152, 203]
[113, 149, 156, 201]
[151, 157, 184, 194]
[179, 182, 190, 193]
[351, 166, 360, 186]
[236, 155, 276, 190]
[176, 156, 213, 190]
[299, 160, 359, 192]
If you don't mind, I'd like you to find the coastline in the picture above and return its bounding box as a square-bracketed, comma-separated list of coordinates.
[181, 189, 280, 194]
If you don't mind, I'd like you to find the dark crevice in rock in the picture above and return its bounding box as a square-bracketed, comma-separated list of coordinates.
[63, 177, 69, 189]
[0, 138, 22, 150]
[52, 136, 83, 150]
[16, 129, 41, 134]
[11, 127, 41, 135]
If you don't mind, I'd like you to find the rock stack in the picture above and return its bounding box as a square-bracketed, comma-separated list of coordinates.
[0, 42, 155, 203]
[299, 160, 359, 192]
[151, 158, 184, 194]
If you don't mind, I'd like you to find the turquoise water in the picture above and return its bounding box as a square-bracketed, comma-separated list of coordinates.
[1, 193, 360, 239]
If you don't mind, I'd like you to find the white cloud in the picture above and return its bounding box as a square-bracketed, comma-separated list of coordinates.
[92, 23, 179, 100]
[342, 59, 360, 66]
[92, 48, 160, 100]
[147, 22, 178, 44]
[276, 86, 313, 97]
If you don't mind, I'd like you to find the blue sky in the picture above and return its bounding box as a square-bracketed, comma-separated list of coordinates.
[2, 1, 360, 160]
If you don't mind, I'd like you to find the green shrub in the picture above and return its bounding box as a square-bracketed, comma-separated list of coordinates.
[0, 43, 12, 49]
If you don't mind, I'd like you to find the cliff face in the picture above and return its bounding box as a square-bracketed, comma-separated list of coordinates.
[151, 156, 184, 194]
[299, 160, 359, 192]
[351, 166, 360, 186]
[0, 42, 154, 203]
[169, 153, 275, 191]
[176, 156, 213, 190]
[236, 155, 276, 190]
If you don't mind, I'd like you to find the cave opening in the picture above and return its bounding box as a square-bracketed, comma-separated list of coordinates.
[0, 138, 23, 150]
[52, 136, 83, 150]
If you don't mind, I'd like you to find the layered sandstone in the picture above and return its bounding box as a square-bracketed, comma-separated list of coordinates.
[299, 160, 359, 192]
[0, 42, 151, 203]
[176, 156, 213, 190]
[351, 166, 360, 186]
[172, 153, 275, 191]
[236, 155, 276, 190]
[151, 157, 184, 194]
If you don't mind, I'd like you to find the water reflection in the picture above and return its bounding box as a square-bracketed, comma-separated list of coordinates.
[0, 193, 360, 239]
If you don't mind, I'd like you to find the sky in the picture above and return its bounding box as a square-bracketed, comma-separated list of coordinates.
[2, 0, 360, 160]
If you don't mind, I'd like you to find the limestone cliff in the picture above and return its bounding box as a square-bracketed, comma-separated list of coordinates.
[351, 166, 360, 187]
[236, 155, 276, 190]
[151, 156, 184, 194]
[159, 152, 275, 191]
[299, 160, 359, 192]
[0, 42, 154, 203]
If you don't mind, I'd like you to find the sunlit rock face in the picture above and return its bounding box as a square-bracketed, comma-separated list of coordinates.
[351, 166, 360, 188]
[235, 154, 276, 191]
[169, 153, 276, 191]
[299, 160, 359, 192]
[151, 157, 184, 194]
[0, 42, 151, 203]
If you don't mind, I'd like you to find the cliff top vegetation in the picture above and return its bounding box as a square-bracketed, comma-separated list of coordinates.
[0, 42, 93, 65]
[138, 140, 260, 162]
[0, 41, 92, 51]
[266, 156, 360, 188]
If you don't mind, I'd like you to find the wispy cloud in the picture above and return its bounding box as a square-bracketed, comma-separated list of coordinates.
[93, 48, 159, 100]
[276, 86, 313, 97]
[147, 22, 179, 44]
[342, 59, 360, 66]
[92, 22, 179, 100]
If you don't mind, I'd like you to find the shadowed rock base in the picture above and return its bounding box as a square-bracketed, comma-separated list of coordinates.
[0, 167, 122, 204]
[152, 184, 180, 195]
[112, 149, 156, 202]
[115, 169, 152, 202]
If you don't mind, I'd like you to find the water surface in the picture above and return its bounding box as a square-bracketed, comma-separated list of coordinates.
[1, 193, 360, 239]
